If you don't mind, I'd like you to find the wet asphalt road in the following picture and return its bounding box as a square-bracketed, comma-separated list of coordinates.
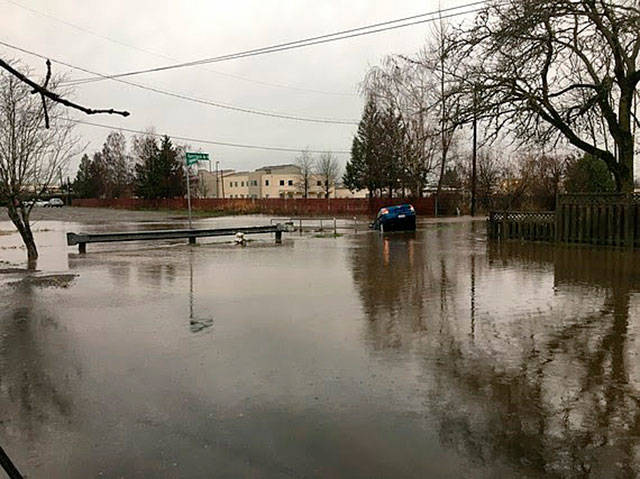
[1, 211, 639, 477]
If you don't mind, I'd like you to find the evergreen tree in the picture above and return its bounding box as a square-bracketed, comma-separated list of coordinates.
[156, 136, 185, 198]
[343, 98, 386, 198]
[343, 137, 366, 193]
[73, 154, 95, 198]
[134, 134, 185, 199]
[564, 154, 616, 193]
[133, 134, 160, 199]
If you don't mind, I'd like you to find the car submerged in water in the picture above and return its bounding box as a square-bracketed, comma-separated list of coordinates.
[370, 204, 416, 232]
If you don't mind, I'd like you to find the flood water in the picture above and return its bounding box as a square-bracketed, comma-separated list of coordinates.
[1, 216, 640, 477]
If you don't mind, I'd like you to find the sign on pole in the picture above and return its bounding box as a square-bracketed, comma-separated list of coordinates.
[184, 152, 210, 229]
[186, 152, 209, 166]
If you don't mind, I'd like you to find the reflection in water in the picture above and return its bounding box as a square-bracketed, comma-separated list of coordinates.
[0, 280, 74, 473]
[188, 249, 214, 334]
[350, 226, 640, 477]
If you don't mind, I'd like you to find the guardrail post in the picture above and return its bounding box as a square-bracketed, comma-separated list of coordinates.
[299, 218, 303, 236]
[275, 230, 282, 243]
[333, 217, 337, 235]
[79, 242, 86, 254]
[189, 237, 196, 244]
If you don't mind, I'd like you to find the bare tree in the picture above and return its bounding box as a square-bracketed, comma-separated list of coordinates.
[360, 19, 464, 198]
[101, 131, 132, 198]
[451, 0, 640, 191]
[0, 67, 78, 268]
[295, 148, 314, 198]
[315, 152, 340, 199]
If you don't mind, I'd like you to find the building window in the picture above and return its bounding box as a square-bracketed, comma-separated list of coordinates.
[279, 192, 285, 198]
[265, 180, 270, 186]
[279, 180, 285, 186]
[317, 180, 322, 186]
[265, 194, 269, 198]
[288, 180, 293, 186]
[241, 181, 244, 187]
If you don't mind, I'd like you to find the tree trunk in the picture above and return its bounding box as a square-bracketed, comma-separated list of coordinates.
[618, 144, 634, 193]
[617, 88, 635, 192]
[7, 204, 38, 269]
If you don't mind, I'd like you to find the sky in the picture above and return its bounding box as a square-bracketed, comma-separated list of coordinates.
[1, 0, 478, 176]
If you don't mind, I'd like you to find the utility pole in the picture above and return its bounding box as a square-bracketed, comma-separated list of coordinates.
[220, 166, 225, 199]
[185, 163, 193, 229]
[215, 160, 220, 198]
[471, 86, 478, 217]
[436, 15, 446, 217]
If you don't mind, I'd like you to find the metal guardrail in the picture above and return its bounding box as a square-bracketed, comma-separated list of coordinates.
[270, 217, 363, 234]
[67, 223, 293, 253]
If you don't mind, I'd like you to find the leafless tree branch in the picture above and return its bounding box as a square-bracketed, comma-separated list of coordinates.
[0, 57, 130, 128]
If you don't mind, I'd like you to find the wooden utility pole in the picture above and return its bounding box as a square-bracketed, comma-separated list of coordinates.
[471, 86, 478, 217]
[215, 161, 220, 198]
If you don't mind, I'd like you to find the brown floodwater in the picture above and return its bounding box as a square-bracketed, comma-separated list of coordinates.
[1, 215, 640, 478]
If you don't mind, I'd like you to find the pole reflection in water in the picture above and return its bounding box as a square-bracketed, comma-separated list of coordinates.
[188, 249, 214, 334]
[349, 223, 640, 477]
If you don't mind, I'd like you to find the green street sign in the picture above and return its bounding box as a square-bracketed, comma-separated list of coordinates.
[186, 152, 209, 165]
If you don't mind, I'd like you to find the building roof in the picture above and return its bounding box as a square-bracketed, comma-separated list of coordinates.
[255, 164, 300, 173]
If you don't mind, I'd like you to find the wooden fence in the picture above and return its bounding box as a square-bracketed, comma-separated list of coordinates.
[72, 197, 436, 217]
[487, 211, 556, 242]
[555, 193, 640, 247]
[489, 193, 640, 247]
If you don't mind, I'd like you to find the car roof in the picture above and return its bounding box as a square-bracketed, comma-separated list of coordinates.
[379, 204, 413, 211]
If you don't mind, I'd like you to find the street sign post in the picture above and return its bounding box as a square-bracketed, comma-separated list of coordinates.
[185, 152, 210, 229]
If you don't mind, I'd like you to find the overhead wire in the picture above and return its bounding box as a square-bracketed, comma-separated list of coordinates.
[3, 0, 357, 96]
[0, 2, 484, 124]
[61, 2, 488, 85]
[0, 39, 359, 124]
[62, 117, 351, 154]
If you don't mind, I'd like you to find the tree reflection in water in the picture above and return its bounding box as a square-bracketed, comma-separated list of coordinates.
[0, 279, 74, 472]
[350, 225, 640, 477]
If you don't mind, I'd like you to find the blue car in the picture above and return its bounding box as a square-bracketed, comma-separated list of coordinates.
[370, 204, 416, 232]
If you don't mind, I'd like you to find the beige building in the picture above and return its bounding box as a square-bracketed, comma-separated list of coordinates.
[196, 164, 368, 199]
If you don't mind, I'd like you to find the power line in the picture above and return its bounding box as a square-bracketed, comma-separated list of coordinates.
[60, 2, 487, 85]
[0, 40, 359, 124]
[64, 117, 351, 154]
[3, 0, 356, 97]
[0, 3, 484, 124]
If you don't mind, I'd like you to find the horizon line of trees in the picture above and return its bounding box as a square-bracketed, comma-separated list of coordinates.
[73, 131, 186, 200]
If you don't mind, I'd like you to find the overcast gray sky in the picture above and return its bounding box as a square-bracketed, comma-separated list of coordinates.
[2, 0, 477, 175]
